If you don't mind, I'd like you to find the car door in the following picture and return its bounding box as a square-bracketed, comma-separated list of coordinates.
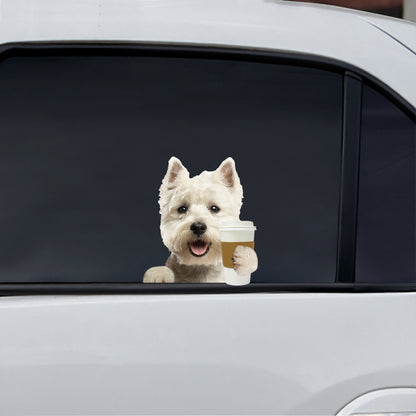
[0, 44, 415, 415]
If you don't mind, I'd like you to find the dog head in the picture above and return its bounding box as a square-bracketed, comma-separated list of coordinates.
[158, 157, 243, 266]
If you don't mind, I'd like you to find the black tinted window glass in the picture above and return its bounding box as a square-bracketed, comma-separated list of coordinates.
[0, 54, 342, 283]
[356, 84, 415, 284]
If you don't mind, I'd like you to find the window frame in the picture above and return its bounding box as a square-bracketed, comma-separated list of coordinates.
[0, 41, 414, 295]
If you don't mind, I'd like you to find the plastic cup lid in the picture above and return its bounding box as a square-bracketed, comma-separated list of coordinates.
[220, 220, 256, 229]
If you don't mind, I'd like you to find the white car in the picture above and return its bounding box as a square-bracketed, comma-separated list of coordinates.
[0, 0, 415, 415]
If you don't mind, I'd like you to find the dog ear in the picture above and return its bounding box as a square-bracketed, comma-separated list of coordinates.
[216, 157, 238, 187]
[161, 157, 189, 191]
[215, 157, 243, 198]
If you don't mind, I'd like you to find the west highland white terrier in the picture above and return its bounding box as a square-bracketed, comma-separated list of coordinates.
[143, 157, 258, 283]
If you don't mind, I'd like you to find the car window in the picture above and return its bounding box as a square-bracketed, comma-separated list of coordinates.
[0, 53, 343, 283]
[355, 83, 415, 284]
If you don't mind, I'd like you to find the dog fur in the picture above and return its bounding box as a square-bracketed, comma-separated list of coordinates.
[143, 157, 258, 283]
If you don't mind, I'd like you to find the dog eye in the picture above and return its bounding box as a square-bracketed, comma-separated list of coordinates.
[177, 206, 187, 214]
[210, 205, 220, 213]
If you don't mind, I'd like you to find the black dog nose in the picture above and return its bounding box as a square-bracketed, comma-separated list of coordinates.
[190, 222, 207, 237]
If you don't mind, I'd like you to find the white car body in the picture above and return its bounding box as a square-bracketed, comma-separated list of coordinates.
[0, 1, 415, 415]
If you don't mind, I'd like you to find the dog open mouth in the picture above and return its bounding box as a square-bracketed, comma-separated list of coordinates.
[188, 240, 211, 257]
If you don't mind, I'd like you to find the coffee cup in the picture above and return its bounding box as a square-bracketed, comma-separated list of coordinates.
[219, 220, 257, 286]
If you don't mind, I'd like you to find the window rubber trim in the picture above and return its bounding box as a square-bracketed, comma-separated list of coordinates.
[1, 282, 416, 296]
[336, 72, 362, 283]
[0, 41, 414, 295]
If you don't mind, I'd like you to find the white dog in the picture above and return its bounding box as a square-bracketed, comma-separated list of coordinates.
[143, 157, 258, 283]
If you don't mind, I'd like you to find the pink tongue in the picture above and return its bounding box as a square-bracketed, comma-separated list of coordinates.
[190, 243, 208, 256]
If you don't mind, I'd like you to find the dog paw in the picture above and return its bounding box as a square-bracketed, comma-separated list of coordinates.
[232, 246, 258, 276]
[143, 266, 175, 283]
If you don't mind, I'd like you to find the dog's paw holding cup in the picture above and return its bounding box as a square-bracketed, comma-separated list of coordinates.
[232, 245, 258, 277]
[220, 220, 257, 286]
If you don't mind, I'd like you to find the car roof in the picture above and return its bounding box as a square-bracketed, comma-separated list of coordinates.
[0, 0, 415, 108]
